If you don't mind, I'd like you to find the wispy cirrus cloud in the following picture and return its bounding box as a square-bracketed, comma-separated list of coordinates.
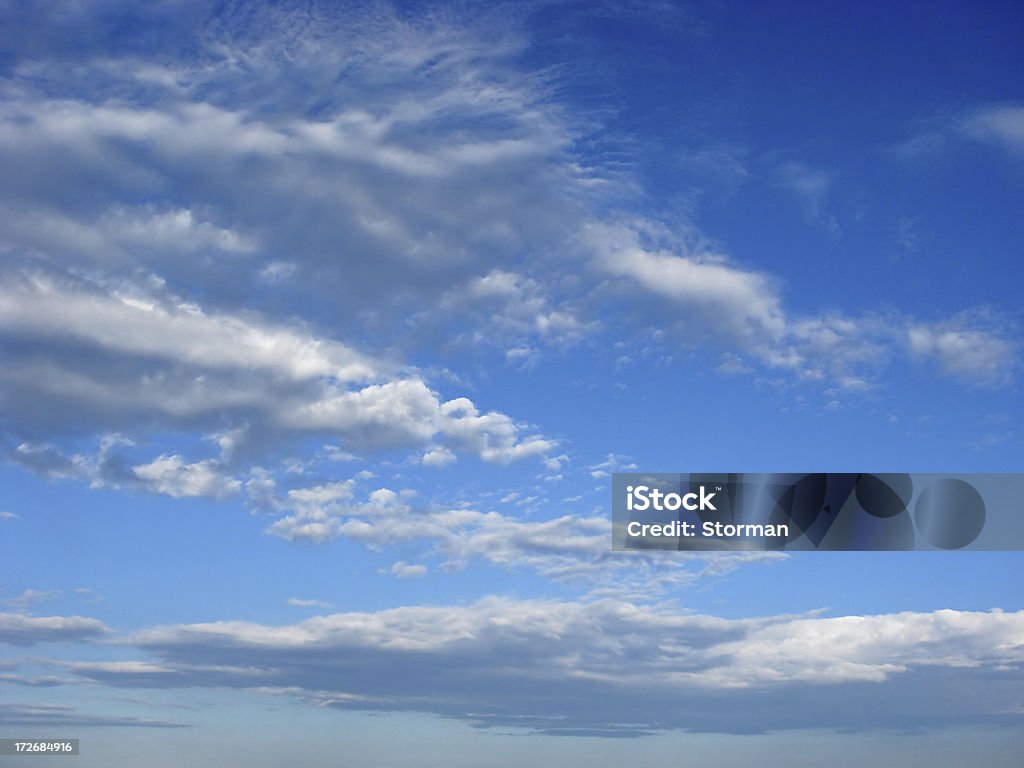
[0, 703, 187, 729]
[961, 104, 1024, 157]
[286, 598, 333, 609]
[897, 102, 1024, 161]
[3, 589, 62, 609]
[909, 312, 1019, 386]
[775, 160, 841, 236]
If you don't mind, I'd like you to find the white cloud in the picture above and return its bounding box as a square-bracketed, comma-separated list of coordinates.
[265, 518, 338, 545]
[0, 272, 555, 466]
[909, 316, 1017, 386]
[253, 476, 760, 596]
[286, 481, 355, 506]
[776, 160, 841, 235]
[586, 221, 1016, 390]
[0, 2, 1012, 469]
[0, 6, 579, 314]
[390, 561, 428, 579]
[258, 260, 298, 283]
[436, 398, 555, 465]
[0, 1, 1017, 527]
[9, 442, 91, 480]
[132, 455, 241, 500]
[961, 104, 1024, 156]
[0, 202, 258, 275]
[899, 103, 1024, 162]
[707, 608, 1024, 687]
[587, 453, 637, 479]
[0, 511, 17, 520]
[543, 454, 570, 474]
[62, 601, 1024, 735]
[714, 354, 752, 376]
[0, 612, 110, 645]
[0, 272, 377, 383]
[287, 598, 333, 609]
[4, 589, 62, 609]
[262, 482, 353, 544]
[442, 269, 597, 352]
[421, 446, 457, 467]
[588, 222, 787, 344]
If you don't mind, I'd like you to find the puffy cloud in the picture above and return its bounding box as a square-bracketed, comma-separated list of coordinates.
[437, 398, 555, 465]
[131, 455, 241, 500]
[440, 269, 598, 353]
[421, 446, 457, 467]
[390, 562, 428, 579]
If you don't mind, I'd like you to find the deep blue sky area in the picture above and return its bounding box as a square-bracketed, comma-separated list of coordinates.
[0, 1, 1022, 765]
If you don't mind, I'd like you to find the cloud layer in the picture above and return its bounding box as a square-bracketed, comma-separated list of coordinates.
[44, 602, 1024, 736]
[0, 612, 110, 646]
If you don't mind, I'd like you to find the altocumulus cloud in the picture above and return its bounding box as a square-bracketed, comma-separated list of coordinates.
[0, 2, 1015, 478]
[0, 0, 1017, 519]
[250, 474, 775, 596]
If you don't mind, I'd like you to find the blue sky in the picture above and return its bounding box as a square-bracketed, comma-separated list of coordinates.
[0, 1, 1022, 764]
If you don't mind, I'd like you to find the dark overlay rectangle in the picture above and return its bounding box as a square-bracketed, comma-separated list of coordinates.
[612, 473, 1024, 551]
[0, 740, 79, 756]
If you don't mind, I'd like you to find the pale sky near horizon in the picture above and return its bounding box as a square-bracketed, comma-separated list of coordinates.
[1, 1, 1022, 765]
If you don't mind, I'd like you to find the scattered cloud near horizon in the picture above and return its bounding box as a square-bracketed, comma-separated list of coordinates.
[3, 602, 1019, 737]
